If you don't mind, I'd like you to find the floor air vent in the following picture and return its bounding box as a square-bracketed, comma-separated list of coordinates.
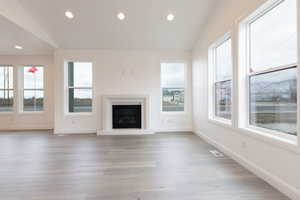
[209, 150, 225, 158]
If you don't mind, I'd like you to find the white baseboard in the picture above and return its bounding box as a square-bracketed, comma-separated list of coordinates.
[97, 129, 155, 135]
[54, 128, 191, 135]
[54, 129, 96, 134]
[155, 128, 193, 133]
[0, 126, 53, 131]
[0, 128, 53, 132]
[194, 131, 300, 200]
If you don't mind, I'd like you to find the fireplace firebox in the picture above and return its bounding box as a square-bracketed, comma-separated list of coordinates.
[112, 105, 142, 129]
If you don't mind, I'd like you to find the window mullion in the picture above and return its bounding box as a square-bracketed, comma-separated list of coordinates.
[22, 66, 44, 112]
[67, 61, 93, 113]
[210, 36, 233, 122]
[160, 63, 185, 112]
[249, 64, 297, 76]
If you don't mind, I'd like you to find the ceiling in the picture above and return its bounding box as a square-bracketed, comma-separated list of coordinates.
[0, 15, 53, 55]
[0, 0, 218, 54]
[17, 0, 218, 50]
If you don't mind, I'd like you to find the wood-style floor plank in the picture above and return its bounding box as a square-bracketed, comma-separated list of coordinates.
[0, 131, 290, 200]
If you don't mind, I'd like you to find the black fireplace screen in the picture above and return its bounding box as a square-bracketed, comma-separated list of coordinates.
[112, 105, 142, 129]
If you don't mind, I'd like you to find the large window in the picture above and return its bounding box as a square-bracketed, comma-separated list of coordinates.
[0, 66, 13, 112]
[249, 0, 297, 72]
[250, 67, 297, 135]
[67, 62, 93, 113]
[242, 0, 297, 136]
[210, 36, 232, 121]
[23, 66, 44, 112]
[161, 63, 185, 112]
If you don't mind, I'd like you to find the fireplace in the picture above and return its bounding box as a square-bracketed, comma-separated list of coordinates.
[98, 95, 153, 135]
[112, 105, 142, 129]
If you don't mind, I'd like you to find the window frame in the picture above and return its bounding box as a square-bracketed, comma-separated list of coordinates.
[239, 0, 298, 142]
[160, 61, 187, 114]
[19, 65, 45, 113]
[208, 32, 233, 126]
[65, 61, 93, 115]
[0, 65, 15, 114]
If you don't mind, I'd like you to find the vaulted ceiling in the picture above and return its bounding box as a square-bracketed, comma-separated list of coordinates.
[0, 0, 218, 55]
[0, 15, 53, 55]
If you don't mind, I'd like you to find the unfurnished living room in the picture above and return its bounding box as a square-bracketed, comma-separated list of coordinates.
[0, 0, 299, 199]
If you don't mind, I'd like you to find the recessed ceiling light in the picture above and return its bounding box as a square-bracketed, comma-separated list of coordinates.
[117, 12, 125, 20]
[15, 45, 23, 50]
[167, 13, 175, 21]
[65, 10, 74, 19]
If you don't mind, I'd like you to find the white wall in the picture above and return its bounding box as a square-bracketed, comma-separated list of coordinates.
[54, 49, 192, 134]
[192, 0, 300, 199]
[0, 55, 54, 130]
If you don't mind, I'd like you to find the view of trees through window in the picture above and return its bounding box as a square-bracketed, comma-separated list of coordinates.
[23, 66, 44, 112]
[162, 88, 184, 112]
[0, 66, 13, 112]
[247, 0, 297, 136]
[161, 63, 185, 112]
[215, 80, 231, 119]
[68, 62, 92, 113]
[214, 38, 232, 120]
[250, 67, 297, 135]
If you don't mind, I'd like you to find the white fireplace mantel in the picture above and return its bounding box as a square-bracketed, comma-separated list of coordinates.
[97, 94, 154, 135]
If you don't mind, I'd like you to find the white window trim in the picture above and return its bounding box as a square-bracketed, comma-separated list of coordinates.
[18, 65, 45, 114]
[0, 65, 15, 114]
[160, 61, 187, 114]
[238, 0, 298, 143]
[64, 61, 94, 115]
[208, 32, 233, 126]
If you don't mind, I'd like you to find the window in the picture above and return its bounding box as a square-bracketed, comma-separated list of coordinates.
[250, 67, 297, 135]
[249, 0, 297, 72]
[241, 0, 297, 136]
[67, 62, 93, 113]
[209, 36, 233, 121]
[23, 66, 44, 112]
[161, 63, 185, 112]
[0, 66, 13, 112]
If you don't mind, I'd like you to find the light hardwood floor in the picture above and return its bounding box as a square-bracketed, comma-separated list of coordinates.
[0, 131, 290, 200]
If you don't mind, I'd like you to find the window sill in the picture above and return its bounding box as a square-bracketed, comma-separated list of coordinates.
[64, 112, 93, 117]
[19, 111, 45, 115]
[239, 127, 299, 154]
[208, 118, 233, 129]
[207, 118, 299, 154]
[0, 112, 14, 115]
[161, 111, 187, 115]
